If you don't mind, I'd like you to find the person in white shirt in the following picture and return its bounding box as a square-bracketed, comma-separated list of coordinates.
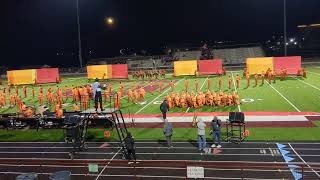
[197, 118, 206, 152]
[92, 78, 104, 111]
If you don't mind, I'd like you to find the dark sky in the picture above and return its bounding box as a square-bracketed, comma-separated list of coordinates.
[0, 0, 319, 68]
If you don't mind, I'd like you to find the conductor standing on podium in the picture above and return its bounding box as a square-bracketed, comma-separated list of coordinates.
[92, 78, 104, 112]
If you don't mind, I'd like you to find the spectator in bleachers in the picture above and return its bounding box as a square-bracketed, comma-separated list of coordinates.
[200, 43, 212, 60]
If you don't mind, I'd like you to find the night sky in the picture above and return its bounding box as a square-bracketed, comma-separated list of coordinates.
[0, 0, 319, 68]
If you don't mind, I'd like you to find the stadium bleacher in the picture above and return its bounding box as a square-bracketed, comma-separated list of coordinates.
[171, 45, 265, 65]
[212, 46, 265, 65]
[174, 50, 201, 60]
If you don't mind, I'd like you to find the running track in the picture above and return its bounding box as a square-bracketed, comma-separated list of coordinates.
[0, 141, 320, 179]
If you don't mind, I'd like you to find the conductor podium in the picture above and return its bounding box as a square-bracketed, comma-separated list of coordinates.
[226, 112, 246, 142]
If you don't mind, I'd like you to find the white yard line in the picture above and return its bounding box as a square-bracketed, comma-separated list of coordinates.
[185, 76, 209, 113]
[265, 81, 301, 112]
[292, 77, 320, 91]
[134, 78, 184, 114]
[95, 147, 122, 180]
[200, 76, 209, 90]
[231, 72, 241, 112]
[288, 143, 320, 178]
[308, 71, 320, 76]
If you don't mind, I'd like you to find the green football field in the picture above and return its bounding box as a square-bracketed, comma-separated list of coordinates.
[1, 66, 320, 114]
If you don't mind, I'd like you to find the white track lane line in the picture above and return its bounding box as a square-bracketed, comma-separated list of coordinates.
[0, 171, 300, 180]
[265, 81, 301, 112]
[292, 76, 320, 91]
[4, 151, 320, 156]
[2, 157, 320, 166]
[135, 78, 184, 114]
[231, 72, 241, 112]
[185, 76, 209, 113]
[0, 163, 315, 173]
[0, 164, 303, 173]
[288, 143, 320, 178]
[95, 147, 122, 180]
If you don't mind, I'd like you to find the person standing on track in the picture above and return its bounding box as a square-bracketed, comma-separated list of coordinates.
[124, 132, 137, 163]
[163, 119, 173, 148]
[160, 99, 169, 120]
[211, 116, 222, 148]
[92, 78, 104, 112]
[197, 118, 206, 152]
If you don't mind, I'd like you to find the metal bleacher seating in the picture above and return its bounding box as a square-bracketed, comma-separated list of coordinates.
[127, 57, 171, 71]
[174, 50, 201, 60]
[212, 46, 265, 65]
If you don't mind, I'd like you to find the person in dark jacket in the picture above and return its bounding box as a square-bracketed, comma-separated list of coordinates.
[163, 119, 173, 148]
[160, 100, 169, 120]
[211, 116, 222, 148]
[124, 132, 136, 161]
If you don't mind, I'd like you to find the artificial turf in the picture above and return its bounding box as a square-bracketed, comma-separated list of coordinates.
[2, 67, 320, 114]
[1, 67, 320, 142]
[0, 121, 319, 142]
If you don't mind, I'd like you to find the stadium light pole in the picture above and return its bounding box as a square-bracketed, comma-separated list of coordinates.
[283, 0, 287, 56]
[76, 0, 83, 68]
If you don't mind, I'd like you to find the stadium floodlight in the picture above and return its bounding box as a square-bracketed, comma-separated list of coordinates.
[105, 17, 114, 25]
[310, 23, 320, 27]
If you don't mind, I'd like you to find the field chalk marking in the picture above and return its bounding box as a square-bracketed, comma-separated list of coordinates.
[135, 78, 184, 114]
[231, 72, 242, 112]
[292, 77, 320, 91]
[265, 81, 300, 112]
[309, 71, 320, 76]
